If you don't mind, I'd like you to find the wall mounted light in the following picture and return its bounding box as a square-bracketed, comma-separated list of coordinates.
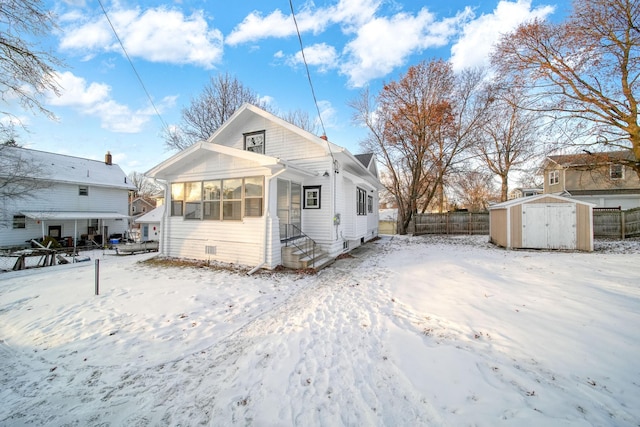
[323, 171, 329, 177]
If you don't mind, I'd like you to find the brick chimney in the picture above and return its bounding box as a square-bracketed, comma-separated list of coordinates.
[320, 135, 328, 140]
[105, 151, 112, 165]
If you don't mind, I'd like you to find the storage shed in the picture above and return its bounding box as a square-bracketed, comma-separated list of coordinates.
[489, 194, 595, 251]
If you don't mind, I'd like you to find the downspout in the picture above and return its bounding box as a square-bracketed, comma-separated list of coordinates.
[248, 167, 288, 275]
[154, 179, 169, 255]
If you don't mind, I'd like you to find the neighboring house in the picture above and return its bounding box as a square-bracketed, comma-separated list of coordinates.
[0, 147, 135, 248]
[130, 196, 156, 219]
[134, 205, 163, 241]
[542, 150, 640, 209]
[145, 103, 382, 270]
[509, 187, 543, 199]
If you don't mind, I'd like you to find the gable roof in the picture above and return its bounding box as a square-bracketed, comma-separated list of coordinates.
[546, 150, 634, 167]
[489, 193, 596, 209]
[146, 103, 381, 187]
[0, 146, 135, 190]
[134, 205, 164, 223]
[355, 153, 373, 168]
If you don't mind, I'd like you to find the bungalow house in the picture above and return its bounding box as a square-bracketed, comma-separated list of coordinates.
[0, 147, 135, 249]
[542, 150, 640, 209]
[145, 103, 382, 271]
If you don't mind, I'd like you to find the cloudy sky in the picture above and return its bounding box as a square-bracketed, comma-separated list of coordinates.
[6, 0, 569, 174]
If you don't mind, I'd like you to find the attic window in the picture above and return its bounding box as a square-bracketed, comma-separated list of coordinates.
[79, 185, 89, 196]
[244, 131, 265, 154]
[610, 164, 624, 180]
[548, 170, 559, 185]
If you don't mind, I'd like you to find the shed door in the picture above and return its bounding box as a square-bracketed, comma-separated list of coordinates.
[522, 203, 576, 249]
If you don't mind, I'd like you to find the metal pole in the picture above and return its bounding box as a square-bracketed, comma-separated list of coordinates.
[95, 259, 100, 295]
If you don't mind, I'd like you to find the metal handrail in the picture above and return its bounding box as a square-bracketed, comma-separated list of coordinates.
[283, 224, 316, 267]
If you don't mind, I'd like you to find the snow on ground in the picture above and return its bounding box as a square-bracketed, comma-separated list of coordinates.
[0, 236, 639, 426]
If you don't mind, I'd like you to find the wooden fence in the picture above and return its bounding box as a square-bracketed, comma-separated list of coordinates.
[399, 207, 640, 238]
[408, 212, 490, 235]
[592, 207, 640, 238]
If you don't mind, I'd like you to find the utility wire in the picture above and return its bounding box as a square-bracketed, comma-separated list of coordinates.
[97, 0, 170, 134]
[288, 0, 327, 140]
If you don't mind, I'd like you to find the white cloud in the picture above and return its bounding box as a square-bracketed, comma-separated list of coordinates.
[450, 0, 555, 71]
[288, 43, 339, 73]
[226, 7, 329, 46]
[317, 100, 338, 129]
[47, 72, 175, 133]
[341, 8, 468, 87]
[60, 6, 223, 69]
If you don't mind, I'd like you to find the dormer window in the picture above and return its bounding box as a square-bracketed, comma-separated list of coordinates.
[244, 131, 265, 154]
[610, 163, 624, 180]
[548, 170, 559, 185]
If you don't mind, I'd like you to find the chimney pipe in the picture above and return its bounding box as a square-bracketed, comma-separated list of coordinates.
[105, 151, 112, 165]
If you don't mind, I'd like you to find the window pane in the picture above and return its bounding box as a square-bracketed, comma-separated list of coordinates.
[185, 202, 201, 219]
[185, 182, 202, 202]
[171, 201, 183, 216]
[244, 176, 263, 197]
[223, 201, 242, 220]
[171, 183, 184, 200]
[223, 179, 242, 200]
[245, 198, 263, 217]
[13, 215, 26, 229]
[203, 201, 220, 220]
[203, 180, 221, 201]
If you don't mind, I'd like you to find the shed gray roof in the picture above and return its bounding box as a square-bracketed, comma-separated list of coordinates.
[0, 146, 135, 190]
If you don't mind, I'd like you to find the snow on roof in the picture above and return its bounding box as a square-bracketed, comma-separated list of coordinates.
[0, 146, 135, 190]
[134, 205, 164, 223]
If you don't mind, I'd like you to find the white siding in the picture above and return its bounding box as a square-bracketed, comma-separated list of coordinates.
[1, 182, 130, 247]
[165, 217, 265, 266]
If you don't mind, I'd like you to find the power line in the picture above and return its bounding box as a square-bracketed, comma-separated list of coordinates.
[97, 0, 170, 135]
[288, 0, 327, 139]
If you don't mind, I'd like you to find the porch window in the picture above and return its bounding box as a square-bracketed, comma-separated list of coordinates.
[357, 188, 367, 215]
[367, 195, 373, 213]
[223, 178, 242, 220]
[303, 186, 321, 209]
[79, 185, 89, 196]
[203, 180, 221, 220]
[184, 182, 202, 220]
[13, 215, 26, 229]
[610, 164, 624, 180]
[171, 183, 184, 216]
[244, 176, 264, 217]
[244, 130, 265, 154]
[548, 170, 559, 185]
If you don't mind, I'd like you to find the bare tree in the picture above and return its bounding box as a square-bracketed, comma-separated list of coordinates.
[491, 0, 640, 176]
[0, 144, 51, 227]
[165, 73, 271, 151]
[279, 108, 319, 134]
[0, 0, 62, 131]
[450, 169, 499, 212]
[475, 86, 543, 201]
[351, 60, 490, 234]
[128, 171, 161, 198]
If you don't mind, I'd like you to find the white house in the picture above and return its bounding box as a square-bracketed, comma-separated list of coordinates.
[145, 103, 382, 271]
[0, 147, 135, 249]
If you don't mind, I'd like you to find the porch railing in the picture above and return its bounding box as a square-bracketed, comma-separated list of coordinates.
[282, 224, 316, 266]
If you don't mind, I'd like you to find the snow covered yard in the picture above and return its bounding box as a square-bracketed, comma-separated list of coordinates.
[0, 236, 639, 426]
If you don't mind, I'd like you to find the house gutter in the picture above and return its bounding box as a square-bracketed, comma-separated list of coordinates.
[248, 166, 289, 275]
